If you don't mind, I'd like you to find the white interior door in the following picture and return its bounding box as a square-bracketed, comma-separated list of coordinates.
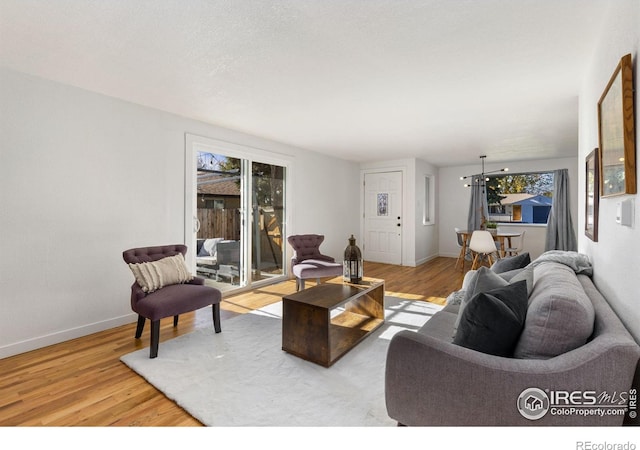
[363, 171, 402, 265]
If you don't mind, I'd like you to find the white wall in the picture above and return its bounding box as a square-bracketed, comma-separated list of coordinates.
[438, 157, 579, 260]
[578, 0, 640, 342]
[291, 150, 361, 259]
[360, 158, 439, 267]
[0, 68, 360, 358]
[415, 158, 439, 265]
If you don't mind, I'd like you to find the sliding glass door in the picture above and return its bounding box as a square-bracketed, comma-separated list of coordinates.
[251, 161, 285, 281]
[185, 135, 288, 294]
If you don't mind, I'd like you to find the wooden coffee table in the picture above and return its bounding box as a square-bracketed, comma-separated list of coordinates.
[282, 277, 385, 367]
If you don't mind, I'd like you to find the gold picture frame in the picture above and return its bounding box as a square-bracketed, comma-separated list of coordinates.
[585, 148, 599, 242]
[597, 53, 636, 197]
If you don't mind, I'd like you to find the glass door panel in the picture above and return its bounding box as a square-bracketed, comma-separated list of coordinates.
[195, 152, 245, 292]
[251, 162, 285, 283]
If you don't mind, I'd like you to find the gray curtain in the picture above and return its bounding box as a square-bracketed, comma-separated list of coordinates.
[545, 169, 577, 251]
[467, 176, 488, 232]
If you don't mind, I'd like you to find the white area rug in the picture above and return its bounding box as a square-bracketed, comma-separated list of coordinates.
[120, 297, 442, 426]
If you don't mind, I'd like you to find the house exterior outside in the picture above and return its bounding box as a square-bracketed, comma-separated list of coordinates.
[489, 193, 552, 224]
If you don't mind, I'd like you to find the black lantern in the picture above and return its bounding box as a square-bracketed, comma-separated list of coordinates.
[343, 234, 363, 284]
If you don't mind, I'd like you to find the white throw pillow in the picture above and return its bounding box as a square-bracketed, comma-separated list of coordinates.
[128, 254, 194, 293]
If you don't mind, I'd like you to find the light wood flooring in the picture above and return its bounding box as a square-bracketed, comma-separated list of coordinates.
[0, 257, 465, 426]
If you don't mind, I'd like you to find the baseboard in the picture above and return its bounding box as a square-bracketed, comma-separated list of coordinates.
[0, 313, 138, 359]
[415, 253, 440, 266]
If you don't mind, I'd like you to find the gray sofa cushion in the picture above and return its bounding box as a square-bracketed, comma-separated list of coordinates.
[514, 262, 595, 359]
[453, 280, 528, 357]
[418, 308, 458, 339]
[490, 252, 530, 273]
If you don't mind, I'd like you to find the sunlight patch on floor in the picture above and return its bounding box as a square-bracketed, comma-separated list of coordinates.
[384, 290, 447, 305]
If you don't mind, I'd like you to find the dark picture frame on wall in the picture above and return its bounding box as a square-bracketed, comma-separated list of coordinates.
[597, 53, 636, 197]
[585, 148, 599, 242]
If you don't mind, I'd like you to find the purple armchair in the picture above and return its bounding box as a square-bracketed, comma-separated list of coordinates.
[287, 234, 343, 290]
[122, 244, 222, 358]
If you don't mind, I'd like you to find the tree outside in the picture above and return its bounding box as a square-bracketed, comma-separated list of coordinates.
[488, 172, 554, 199]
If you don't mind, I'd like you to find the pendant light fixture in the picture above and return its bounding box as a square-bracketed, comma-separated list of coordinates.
[460, 155, 509, 187]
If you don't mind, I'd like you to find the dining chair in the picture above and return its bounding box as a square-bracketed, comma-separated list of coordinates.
[469, 230, 500, 270]
[454, 227, 469, 270]
[504, 230, 526, 256]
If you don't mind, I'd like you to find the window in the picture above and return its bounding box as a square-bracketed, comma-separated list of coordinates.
[486, 172, 554, 224]
[423, 175, 435, 225]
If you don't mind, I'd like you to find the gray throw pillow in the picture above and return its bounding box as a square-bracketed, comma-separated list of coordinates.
[496, 267, 523, 281]
[461, 269, 478, 291]
[453, 280, 529, 357]
[490, 252, 531, 274]
[503, 265, 534, 296]
[465, 266, 510, 302]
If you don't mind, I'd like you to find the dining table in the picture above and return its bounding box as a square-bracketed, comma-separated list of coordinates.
[456, 229, 522, 270]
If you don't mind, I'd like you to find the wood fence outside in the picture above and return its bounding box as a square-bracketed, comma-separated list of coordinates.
[197, 209, 240, 240]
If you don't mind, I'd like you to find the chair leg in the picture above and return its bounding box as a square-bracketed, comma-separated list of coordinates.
[173, 315, 179, 327]
[135, 315, 145, 339]
[299, 278, 305, 290]
[455, 247, 465, 269]
[212, 303, 222, 333]
[471, 253, 479, 270]
[150, 320, 160, 359]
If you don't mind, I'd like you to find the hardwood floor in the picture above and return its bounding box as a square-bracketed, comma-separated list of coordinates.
[0, 257, 464, 426]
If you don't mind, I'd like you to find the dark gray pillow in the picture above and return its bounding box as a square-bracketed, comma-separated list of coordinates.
[453, 280, 528, 357]
[454, 267, 509, 332]
[491, 252, 531, 274]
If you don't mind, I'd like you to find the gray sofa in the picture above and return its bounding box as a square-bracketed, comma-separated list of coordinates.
[385, 252, 640, 426]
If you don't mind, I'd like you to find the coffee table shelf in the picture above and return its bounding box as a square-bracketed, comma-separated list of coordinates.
[282, 278, 385, 367]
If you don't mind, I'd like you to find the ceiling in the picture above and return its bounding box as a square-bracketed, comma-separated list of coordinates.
[0, 0, 611, 166]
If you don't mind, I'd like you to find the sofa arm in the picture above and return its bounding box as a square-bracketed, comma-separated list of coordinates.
[385, 330, 639, 426]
